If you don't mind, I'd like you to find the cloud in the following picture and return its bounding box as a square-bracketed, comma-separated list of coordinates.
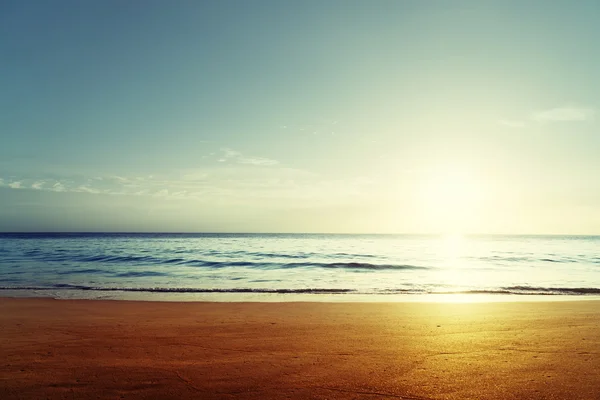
[499, 105, 595, 128]
[0, 165, 338, 205]
[238, 156, 279, 166]
[75, 185, 101, 194]
[1, 178, 72, 192]
[222, 148, 242, 158]
[220, 148, 279, 166]
[52, 182, 67, 192]
[170, 190, 189, 199]
[531, 106, 595, 123]
[31, 181, 45, 190]
[110, 176, 132, 183]
[1, 172, 179, 198]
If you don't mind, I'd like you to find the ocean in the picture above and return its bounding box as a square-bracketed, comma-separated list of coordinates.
[1, 233, 599, 301]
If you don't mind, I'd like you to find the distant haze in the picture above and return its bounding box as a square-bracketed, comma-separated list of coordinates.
[1, 1, 599, 234]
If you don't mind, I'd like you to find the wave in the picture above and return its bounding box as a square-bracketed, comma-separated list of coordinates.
[0, 285, 355, 294]
[180, 261, 426, 270]
[431, 287, 600, 295]
[29, 253, 559, 268]
[113, 271, 170, 278]
[57, 268, 105, 275]
[242, 252, 377, 259]
[78, 255, 164, 263]
[315, 262, 423, 270]
[2, 285, 600, 295]
[499, 286, 600, 295]
[477, 256, 575, 264]
[9, 251, 427, 271]
[58, 258, 427, 271]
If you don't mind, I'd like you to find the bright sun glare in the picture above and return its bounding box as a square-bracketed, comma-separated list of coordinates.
[419, 167, 484, 234]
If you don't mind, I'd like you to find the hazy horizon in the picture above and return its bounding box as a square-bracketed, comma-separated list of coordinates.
[2, 232, 599, 238]
[2, 1, 600, 234]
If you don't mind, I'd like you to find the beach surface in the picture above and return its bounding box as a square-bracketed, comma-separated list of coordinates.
[1, 298, 599, 399]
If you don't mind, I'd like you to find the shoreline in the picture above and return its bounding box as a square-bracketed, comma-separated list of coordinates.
[3, 289, 600, 303]
[2, 297, 600, 399]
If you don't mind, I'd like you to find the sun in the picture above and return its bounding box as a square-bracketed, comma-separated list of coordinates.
[418, 166, 484, 234]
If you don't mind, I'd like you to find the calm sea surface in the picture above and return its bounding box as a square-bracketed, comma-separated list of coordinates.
[1, 233, 599, 301]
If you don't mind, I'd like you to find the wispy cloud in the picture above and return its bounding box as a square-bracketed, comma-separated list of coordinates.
[31, 181, 45, 190]
[0, 164, 372, 208]
[110, 176, 132, 183]
[531, 106, 595, 123]
[239, 156, 279, 166]
[52, 182, 67, 192]
[219, 148, 279, 166]
[499, 105, 595, 128]
[75, 185, 101, 194]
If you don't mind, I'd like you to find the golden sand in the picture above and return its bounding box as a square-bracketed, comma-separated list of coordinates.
[1, 298, 599, 399]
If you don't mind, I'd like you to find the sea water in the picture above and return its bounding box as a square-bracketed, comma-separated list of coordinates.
[0, 233, 599, 301]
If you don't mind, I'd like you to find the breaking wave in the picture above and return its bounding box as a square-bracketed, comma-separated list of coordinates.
[2, 285, 600, 296]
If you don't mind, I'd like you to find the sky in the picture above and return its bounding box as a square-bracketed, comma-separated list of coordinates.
[1, 0, 600, 234]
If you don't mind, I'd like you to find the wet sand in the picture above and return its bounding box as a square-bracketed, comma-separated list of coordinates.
[1, 298, 599, 399]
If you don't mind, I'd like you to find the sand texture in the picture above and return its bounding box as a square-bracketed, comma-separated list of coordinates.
[1, 298, 599, 399]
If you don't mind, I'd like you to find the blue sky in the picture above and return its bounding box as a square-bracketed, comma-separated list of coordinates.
[1, 0, 600, 233]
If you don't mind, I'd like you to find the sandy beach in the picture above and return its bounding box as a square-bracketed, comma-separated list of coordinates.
[1, 298, 599, 399]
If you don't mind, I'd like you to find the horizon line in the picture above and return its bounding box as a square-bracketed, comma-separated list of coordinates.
[1, 232, 599, 237]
